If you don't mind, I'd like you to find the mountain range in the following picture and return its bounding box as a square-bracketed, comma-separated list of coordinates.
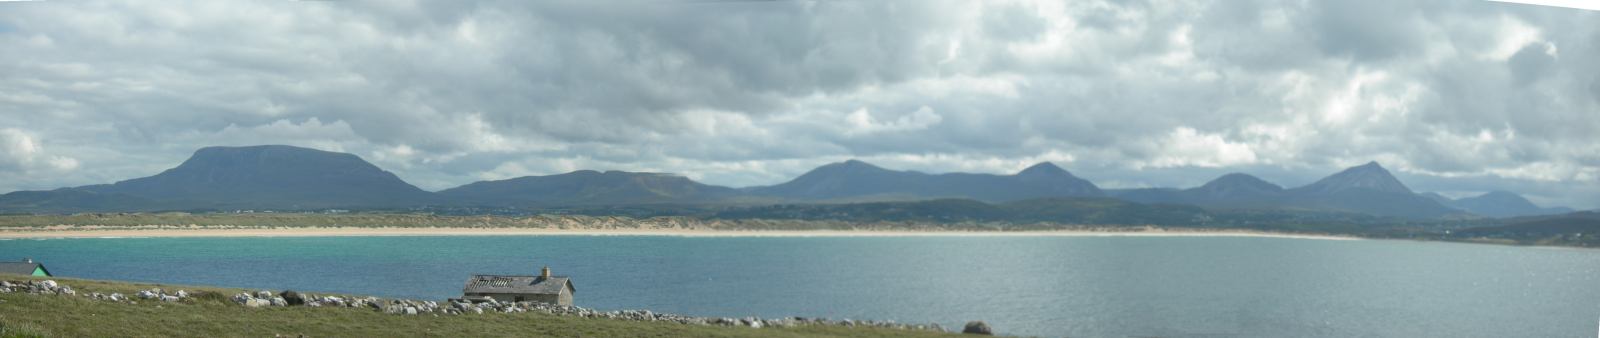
[0, 145, 1574, 219]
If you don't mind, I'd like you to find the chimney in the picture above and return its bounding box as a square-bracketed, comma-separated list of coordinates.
[541, 266, 551, 278]
[23, 258, 31, 264]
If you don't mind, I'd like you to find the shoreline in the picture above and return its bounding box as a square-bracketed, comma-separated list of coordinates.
[0, 226, 1359, 241]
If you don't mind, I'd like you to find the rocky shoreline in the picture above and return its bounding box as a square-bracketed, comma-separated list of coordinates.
[1, 278, 995, 335]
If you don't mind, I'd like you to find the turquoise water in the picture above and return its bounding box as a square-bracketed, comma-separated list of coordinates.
[3, 235, 1599, 337]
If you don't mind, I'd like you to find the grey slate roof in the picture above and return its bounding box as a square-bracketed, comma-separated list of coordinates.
[462, 275, 574, 295]
[0, 262, 44, 276]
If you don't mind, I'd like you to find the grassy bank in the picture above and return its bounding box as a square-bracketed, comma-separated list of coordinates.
[0, 275, 961, 338]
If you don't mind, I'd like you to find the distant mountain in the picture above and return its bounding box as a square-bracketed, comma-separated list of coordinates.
[1112, 163, 1459, 219]
[1291, 161, 1414, 195]
[747, 161, 1103, 202]
[715, 197, 1209, 226]
[439, 170, 740, 206]
[1433, 191, 1573, 218]
[0, 145, 436, 211]
[1109, 173, 1287, 209]
[1281, 162, 1459, 219]
[0, 145, 1571, 221]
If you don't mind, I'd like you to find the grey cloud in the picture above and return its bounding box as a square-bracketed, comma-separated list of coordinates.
[0, 0, 1597, 209]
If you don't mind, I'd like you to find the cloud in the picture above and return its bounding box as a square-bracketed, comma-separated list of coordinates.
[0, 0, 1596, 208]
[0, 128, 78, 176]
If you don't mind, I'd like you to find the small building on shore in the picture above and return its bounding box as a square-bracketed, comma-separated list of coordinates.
[0, 258, 51, 277]
[462, 266, 574, 305]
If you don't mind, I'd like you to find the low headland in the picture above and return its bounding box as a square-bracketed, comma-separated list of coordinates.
[0, 274, 970, 337]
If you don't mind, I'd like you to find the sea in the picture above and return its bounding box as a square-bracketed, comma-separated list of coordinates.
[3, 235, 1599, 337]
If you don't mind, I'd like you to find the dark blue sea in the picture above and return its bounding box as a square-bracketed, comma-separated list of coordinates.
[3, 235, 1599, 337]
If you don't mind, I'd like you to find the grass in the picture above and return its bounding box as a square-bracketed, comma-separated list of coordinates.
[0, 275, 961, 338]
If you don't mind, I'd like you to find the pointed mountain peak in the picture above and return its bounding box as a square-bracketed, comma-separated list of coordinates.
[1017, 162, 1070, 177]
[1295, 161, 1413, 195]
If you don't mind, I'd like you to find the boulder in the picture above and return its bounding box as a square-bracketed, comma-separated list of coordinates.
[256, 290, 273, 299]
[270, 297, 288, 307]
[108, 293, 126, 302]
[405, 307, 419, 315]
[245, 298, 269, 308]
[232, 293, 253, 304]
[40, 280, 57, 290]
[962, 321, 992, 335]
[175, 290, 189, 298]
[160, 295, 180, 302]
[279, 290, 306, 306]
[137, 290, 158, 299]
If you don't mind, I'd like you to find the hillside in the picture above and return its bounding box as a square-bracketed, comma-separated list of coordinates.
[1437, 191, 1573, 218]
[439, 170, 741, 206]
[0, 275, 956, 338]
[747, 161, 1103, 202]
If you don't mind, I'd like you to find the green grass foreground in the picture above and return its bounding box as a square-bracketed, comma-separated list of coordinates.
[0, 275, 962, 338]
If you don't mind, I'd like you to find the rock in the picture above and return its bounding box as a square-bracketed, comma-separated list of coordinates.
[270, 297, 288, 307]
[160, 295, 180, 302]
[40, 280, 57, 290]
[246, 298, 269, 308]
[137, 290, 158, 299]
[471, 308, 484, 314]
[279, 290, 306, 306]
[233, 293, 253, 304]
[56, 286, 74, 296]
[108, 293, 126, 302]
[405, 307, 418, 315]
[175, 290, 189, 298]
[256, 290, 273, 299]
[962, 321, 992, 335]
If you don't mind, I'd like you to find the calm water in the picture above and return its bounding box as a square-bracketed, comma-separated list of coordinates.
[3, 235, 1598, 337]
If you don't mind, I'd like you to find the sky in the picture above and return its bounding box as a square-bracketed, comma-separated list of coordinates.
[0, 0, 1596, 209]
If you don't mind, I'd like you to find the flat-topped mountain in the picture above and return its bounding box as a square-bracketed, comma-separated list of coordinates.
[439, 170, 740, 206]
[747, 160, 1103, 202]
[1, 145, 436, 211]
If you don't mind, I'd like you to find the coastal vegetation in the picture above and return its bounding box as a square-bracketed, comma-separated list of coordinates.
[0, 275, 959, 338]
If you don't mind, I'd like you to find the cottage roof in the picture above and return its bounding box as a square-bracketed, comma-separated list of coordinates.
[462, 275, 574, 295]
[0, 262, 45, 276]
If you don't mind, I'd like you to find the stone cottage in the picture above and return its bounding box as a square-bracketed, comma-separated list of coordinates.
[462, 266, 574, 305]
[0, 258, 51, 277]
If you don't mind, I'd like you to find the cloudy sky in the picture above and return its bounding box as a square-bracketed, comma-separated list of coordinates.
[0, 0, 1596, 209]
